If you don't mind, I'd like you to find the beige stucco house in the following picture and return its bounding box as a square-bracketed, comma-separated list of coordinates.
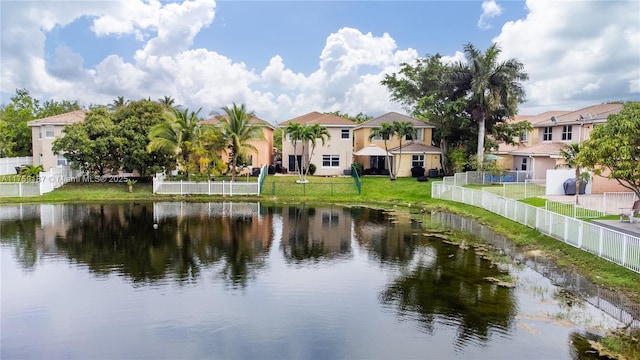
[491, 103, 628, 193]
[201, 115, 275, 172]
[27, 110, 86, 171]
[280, 112, 356, 176]
[353, 112, 441, 177]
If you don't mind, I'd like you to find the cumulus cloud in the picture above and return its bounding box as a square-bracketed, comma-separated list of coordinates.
[478, 0, 504, 30]
[495, 0, 640, 112]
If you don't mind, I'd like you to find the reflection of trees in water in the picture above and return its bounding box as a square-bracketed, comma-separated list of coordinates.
[352, 207, 418, 265]
[0, 218, 40, 270]
[380, 244, 517, 347]
[280, 206, 352, 263]
[52, 203, 272, 287]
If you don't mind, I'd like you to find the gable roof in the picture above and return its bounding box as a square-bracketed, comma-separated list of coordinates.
[508, 142, 567, 157]
[27, 110, 86, 126]
[388, 142, 441, 154]
[279, 112, 356, 127]
[201, 115, 275, 129]
[533, 103, 624, 127]
[357, 112, 434, 128]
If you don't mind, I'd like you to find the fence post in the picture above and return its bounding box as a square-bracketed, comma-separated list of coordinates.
[19, 183, 22, 197]
[208, 180, 211, 195]
[577, 222, 583, 248]
[622, 236, 628, 267]
[598, 227, 604, 256]
[180, 180, 183, 195]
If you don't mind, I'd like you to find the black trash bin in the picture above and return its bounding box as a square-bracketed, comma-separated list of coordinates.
[251, 167, 261, 177]
[563, 178, 586, 195]
[428, 168, 439, 178]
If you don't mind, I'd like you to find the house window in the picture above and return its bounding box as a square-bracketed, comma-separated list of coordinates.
[521, 157, 528, 171]
[562, 125, 572, 141]
[341, 128, 349, 139]
[520, 130, 528, 142]
[371, 133, 389, 141]
[322, 155, 340, 167]
[543, 127, 552, 141]
[57, 154, 68, 166]
[406, 129, 424, 141]
[45, 125, 55, 138]
[322, 212, 339, 227]
[412, 155, 425, 168]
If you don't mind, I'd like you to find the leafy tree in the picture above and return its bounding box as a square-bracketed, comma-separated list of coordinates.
[220, 103, 264, 182]
[284, 122, 305, 180]
[449, 43, 528, 163]
[369, 122, 397, 180]
[111, 100, 172, 177]
[302, 124, 331, 180]
[147, 107, 204, 177]
[37, 99, 81, 118]
[392, 121, 416, 179]
[327, 111, 372, 123]
[579, 102, 640, 199]
[52, 107, 121, 175]
[0, 89, 40, 156]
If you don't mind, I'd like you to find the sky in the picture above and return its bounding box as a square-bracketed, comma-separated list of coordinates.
[1, 0, 639, 124]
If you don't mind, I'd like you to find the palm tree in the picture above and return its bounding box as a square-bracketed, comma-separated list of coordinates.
[220, 103, 265, 182]
[450, 43, 528, 163]
[392, 121, 416, 179]
[302, 124, 331, 181]
[284, 122, 305, 181]
[558, 143, 589, 204]
[158, 96, 176, 110]
[369, 122, 397, 180]
[147, 107, 203, 176]
[108, 96, 129, 111]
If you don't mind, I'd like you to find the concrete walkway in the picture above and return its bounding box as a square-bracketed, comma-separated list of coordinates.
[592, 219, 640, 237]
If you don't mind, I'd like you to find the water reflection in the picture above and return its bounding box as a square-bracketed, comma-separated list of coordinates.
[0, 202, 631, 359]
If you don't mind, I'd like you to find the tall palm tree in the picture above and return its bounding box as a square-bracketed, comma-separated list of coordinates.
[220, 103, 265, 182]
[369, 122, 397, 180]
[284, 122, 305, 181]
[157, 96, 176, 110]
[302, 124, 331, 180]
[393, 121, 416, 180]
[147, 107, 203, 175]
[450, 43, 528, 163]
[108, 96, 129, 111]
[558, 143, 589, 204]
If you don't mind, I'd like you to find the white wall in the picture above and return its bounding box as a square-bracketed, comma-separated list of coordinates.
[546, 169, 592, 195]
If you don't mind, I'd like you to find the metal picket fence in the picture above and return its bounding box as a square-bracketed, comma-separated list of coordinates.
[432, 181, 640, 274]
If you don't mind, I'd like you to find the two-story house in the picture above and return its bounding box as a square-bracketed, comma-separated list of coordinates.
[280, 112, 356, 176]
[353, 112, 441, 177]
[201, 115, 275, 172]
[27, 110, 86, 171]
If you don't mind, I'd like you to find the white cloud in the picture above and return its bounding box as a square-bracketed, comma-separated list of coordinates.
[495, 0, 640, 112]
[478, 0, 504, 30]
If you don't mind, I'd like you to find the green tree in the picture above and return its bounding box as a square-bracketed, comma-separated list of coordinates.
[369, 122, 397, 180]
[302, 124, 331, 180]
[392, 121, 416, 179]
[220, 103, 264, 182]
[111, 99, 172, 177]
[147, 107, 204, 177]
[284, 122, 305, 180]
[19, 164, 44, 179]
[37, 99, 81, 118]
[157, 96, 176, 110]
[108, 96, 129, 111]
[449, 43, 528, 163]
[579, 102, 640, 199]
[0, 89, 40, 156]
[327, 111, 373, 123]
[52, 107, 121, 175]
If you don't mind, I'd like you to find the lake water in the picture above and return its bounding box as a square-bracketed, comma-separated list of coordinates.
[0, 202, 633, 359]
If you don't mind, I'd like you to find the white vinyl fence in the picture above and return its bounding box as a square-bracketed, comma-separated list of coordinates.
[153, 165, 267, 196]
[0, 156, 33, 175]
[0, 166, 81, 197]
[432, 181, 640, 274]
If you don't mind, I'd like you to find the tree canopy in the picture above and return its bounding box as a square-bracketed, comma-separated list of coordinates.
[220, 103, 264, 181]
[579, 102, 640, 198]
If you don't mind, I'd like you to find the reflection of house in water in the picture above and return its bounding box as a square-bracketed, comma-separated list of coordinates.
[280, 206, 352, 261]
[152, 202, 273, 255]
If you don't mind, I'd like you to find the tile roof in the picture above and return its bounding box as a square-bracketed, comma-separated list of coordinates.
[27, 110, 86, 126]
[532, 103, 624, 127]
[357, 111, 434, 128]
[201, 115, 275, 129]
[493, 142, 525, 154]
[388, 142, 441, 154]
[519, 111, 571, 126]
[279, 112, 357, 127]
[508, 142, 568, 157]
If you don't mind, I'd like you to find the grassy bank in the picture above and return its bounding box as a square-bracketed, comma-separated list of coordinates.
[2, 175, 639, 303]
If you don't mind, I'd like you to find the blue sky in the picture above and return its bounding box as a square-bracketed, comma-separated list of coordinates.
[1, 0, 638, 123]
